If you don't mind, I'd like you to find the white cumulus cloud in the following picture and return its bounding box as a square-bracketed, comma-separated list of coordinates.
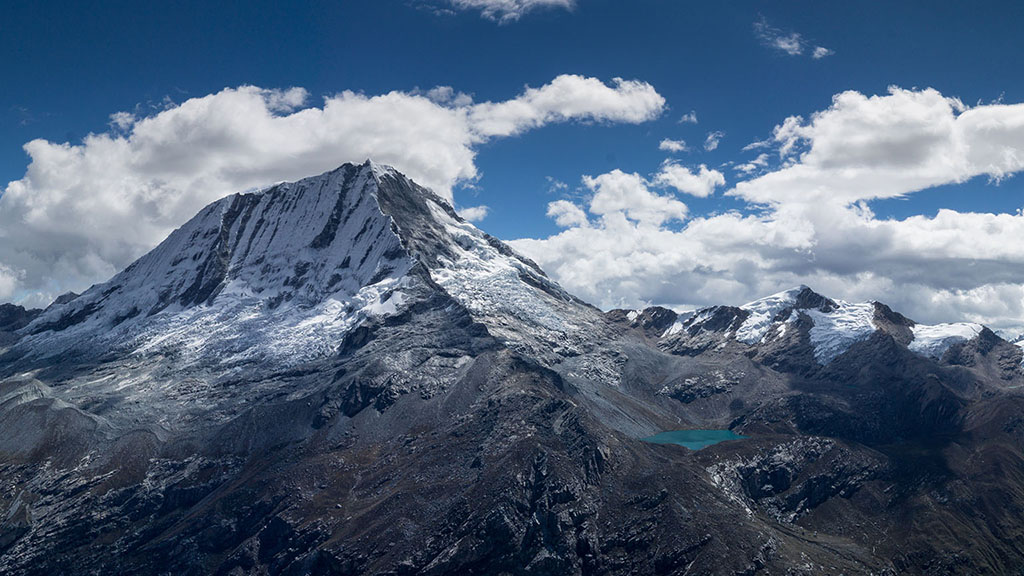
[547, 200, 589, 228]
[458, 205, 490, 222]
[584, 170, 688, 227]
[659, 138, 688, 153]
[734, 153, 770, 175]
[0, 75, 665, 305]
[679, 110, 699, 124]
[468, 75, 665, 138]
[654, 163, 726, 198]
[512, 87, 1024, 334]
[732, 86, 1024, 206]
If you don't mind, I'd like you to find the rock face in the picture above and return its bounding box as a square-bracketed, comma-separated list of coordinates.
[0, 304, 40, 346]
[1, 162, 1024, 575]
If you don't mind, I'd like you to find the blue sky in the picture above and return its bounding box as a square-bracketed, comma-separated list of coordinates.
[4, 0, 1024, 331]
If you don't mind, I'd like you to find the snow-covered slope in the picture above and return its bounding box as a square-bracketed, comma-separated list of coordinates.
[908, 322, 983, 358]
[804, 301, 877, 364]
[16, 164, 415, 367]
[11, 161, 600, 371]
[370, 165, 605, 361]
[410, 191, 601, 359]
[732, 286, 811, 345]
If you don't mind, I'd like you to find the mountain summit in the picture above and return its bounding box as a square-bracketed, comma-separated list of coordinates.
[3, 164, 1024, 575]
[655, 285, 995, 365]
[12, 161, 592, 373]
[1, 162, 613, 438]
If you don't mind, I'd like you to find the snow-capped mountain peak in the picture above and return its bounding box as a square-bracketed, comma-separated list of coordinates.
[9, 161, 599, 373]
[659, 285, 996, 365]
[661, 285, 838, 345]
[16, 162, 414, 368]
[734, 285, 835, 345]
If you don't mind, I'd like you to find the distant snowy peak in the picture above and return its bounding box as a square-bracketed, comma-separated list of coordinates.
[606, 306, 683, 339]
[662, 286, 841, 344]
[733, 285, 836, 345]
[697, 286, 873, 364]
[660, 286, 995, 365]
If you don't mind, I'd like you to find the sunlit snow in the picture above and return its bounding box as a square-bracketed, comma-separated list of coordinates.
[909, 322, 982, 358]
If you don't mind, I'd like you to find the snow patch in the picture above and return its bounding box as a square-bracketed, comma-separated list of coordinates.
[368, 159, 399, 182]
[664, 308, 713, 338]
[735, 286, 804, 345]
[909, 322, 982, 359]
[425, 201, 596, 356]
[662, 321, 683, 338]
[805, 301, 876, 364]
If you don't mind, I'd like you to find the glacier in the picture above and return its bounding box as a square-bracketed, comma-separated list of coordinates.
[909, 322, 983, 358]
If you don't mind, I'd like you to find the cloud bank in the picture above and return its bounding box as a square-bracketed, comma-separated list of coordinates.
[0, 75, 665, 306]
[512, 87, 1024, 334]
[9, 80, 1024, 336]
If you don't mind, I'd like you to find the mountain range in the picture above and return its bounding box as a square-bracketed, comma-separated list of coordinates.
[1, 161, 1023, 575]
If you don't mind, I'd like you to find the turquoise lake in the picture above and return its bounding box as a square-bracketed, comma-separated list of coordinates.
[642, 429, 748, 450]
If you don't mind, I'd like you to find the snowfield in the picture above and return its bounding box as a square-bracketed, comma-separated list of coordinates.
[909, 322, 983, 358]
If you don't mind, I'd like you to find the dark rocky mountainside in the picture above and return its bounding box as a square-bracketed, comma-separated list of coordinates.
[0, 304, 40, 346]
[1, 162, 1023, 575]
